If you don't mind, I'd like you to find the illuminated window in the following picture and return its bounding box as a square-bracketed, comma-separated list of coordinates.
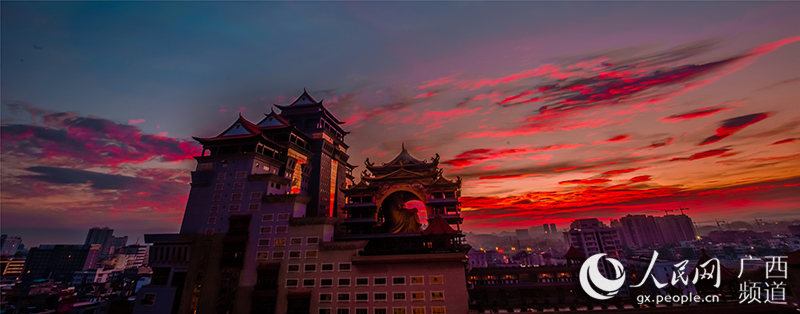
[306, 250, 318, 259]
[393, 308, 406, 314]
[411, 292, 424, 301]
[393, 292, 405, 301]
[412, 308, 425, 314]
[430, 275, 443, 284]
[431, 291, 444, 300]
[256, 252, 268, 260]
[411, 276, 423, 285]
[431, 307, 445, 314]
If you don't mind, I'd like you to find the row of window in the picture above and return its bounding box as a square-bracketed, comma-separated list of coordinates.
[320, 307, 445, 314]
[313, 292, 445, 302]
[257, 250, 318, 260]
[259, 225, 289, 234]
[217, 171, 248, 181]
[285, 275, 444, 287]
[210, 204, 271, 213]
[257, 237, 318, 247]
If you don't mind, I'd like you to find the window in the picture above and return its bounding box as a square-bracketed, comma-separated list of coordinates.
[213, 194, 221, 202]
[232, 193, 242, 201]
[337, 293, 350, 302]
[338, 309, 350, 314]
[141, 293, 156, 306]
[236, 171, 246, 179]
[272, 251, 284, 259]
[249, 204, 260, 211]
[431, 291, 444, 301]
[291, 237, 303, 245]
[411, 276, 423, 285]
[338, 278, 350, 287]
[289, 251, 301, 259]
[287, 264, 300, 272]
[411, 292, 424, 301]
[307, 237, 319, 244]
[275, 238, 286, 246]
[321, 279, 333, 287]
[431, 308, 445, 314]
[412, 308, 425, 314]
[276, 226, 288, 233]
[374, 277, 387, 286]
[392, 277, 405, 285]
[355, 293, 369, 302]
[306, 250, 318, 259]
[277, 213, 289, 221]
[374, 293, 387, 301]
[260, 226, 272, 234]
[303, 264, 316, 272]
[208, 217, 216, 225]
[205, 229, 214, 235]
[322, 264, 334, 272]
[356, 309, 368, 314]
[258, 239, 270, 247]
[303, 279, 315, 287]
[217, 173, 225, 180]
[286, 279, 298, 287]
[430, 275, 443, 285]
[319, 294, 332, 302]
[339, 263, 351, 271]
[393, 293, 406, 301]
[230, 204, 240, 212]
[250, 192, 261, 200]
[210, 205, 218, 213]
[215, 183, 223, 191]
[393, 308, 406, 314]
[375, 309, 387, 314]
[262, 214, 273, 222]
[233, 182, 244, 189]
[356, 278, 369, 286]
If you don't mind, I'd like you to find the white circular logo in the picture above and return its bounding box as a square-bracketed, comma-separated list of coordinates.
[579, 253, 626, 300]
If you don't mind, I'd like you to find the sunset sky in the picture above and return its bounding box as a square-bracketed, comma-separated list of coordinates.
[2, 2, 799, 246]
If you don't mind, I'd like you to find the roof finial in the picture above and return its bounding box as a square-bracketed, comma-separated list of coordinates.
[402, 142, 406, 151]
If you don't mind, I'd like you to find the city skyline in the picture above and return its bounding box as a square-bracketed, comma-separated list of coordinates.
[2, 2, 800, 246]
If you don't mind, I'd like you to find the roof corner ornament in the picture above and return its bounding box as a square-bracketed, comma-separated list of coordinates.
[431, 153, 440, 163]
[456, 176, 462, 184]
[365, 158, 374, 167]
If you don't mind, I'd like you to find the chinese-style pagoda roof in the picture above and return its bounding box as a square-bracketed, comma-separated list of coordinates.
[367, 145, 438, 172]
[422, 214, 457, 236]
[289, 89, 318, 106]
[365, 167, 436, 181]
[564, 246, 586, 260]
[275, 90, 346, 125]
[256, 109, 292, 129]
[193, 114, 263, 142]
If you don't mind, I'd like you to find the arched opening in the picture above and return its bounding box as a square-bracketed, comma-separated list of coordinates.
[378, 191, 426, 233]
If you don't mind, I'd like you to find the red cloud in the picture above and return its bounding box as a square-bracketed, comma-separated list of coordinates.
[559, 178, 612, 185]
[444, 144, 584, 168]
[772, 138, 799, 145]
[594, 134, 631, 144]
[659, 106, 729, 122]
[629, 175, 652, 183]
[128, 119, 146, 125]
[670, 148, 732, 161]
[601, 167, 645, 176]
[699, 112, 773, 145]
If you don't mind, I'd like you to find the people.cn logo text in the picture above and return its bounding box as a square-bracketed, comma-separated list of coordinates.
[579, 253, 626, 300]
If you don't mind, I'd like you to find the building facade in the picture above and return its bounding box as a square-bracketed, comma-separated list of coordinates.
[134, 91, 470, 314]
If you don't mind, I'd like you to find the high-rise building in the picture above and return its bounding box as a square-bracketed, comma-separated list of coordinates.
[549, 223, 556, 233]
[134, 91, 469, 314]
[1, 235, 22, 256]
[515, 229, 530, 240]
[618, 214, 664, 248]
[543, 224, 551, 234]
[22, 244, 101, 283]
[85, 227, 115, 255]
[110, 236, 128, 253]
[564, 218, 625, 291]
[656, 214, 696, 244]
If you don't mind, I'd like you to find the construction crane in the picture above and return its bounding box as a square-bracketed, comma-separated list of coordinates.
[677, 206, 690, 215]
[715, 219, 728, 231]
[663, 209, 675, 215]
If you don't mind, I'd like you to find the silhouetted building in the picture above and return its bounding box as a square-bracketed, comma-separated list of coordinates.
[110, 236, 129, 253]
[85, 227, 115, 256]
[23, 244, 101, 283]
[516, 229, 530, 240]
[1, 235, 22, 256]
[618, 215, 664, 248]
[543, 224, 550, 235]
[550, 223, 556, 233]
[656, 214, 696, 243]
[134, 91, 469, 314]
[707, 230, 772, 243]
[564, 219, 624, 279]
